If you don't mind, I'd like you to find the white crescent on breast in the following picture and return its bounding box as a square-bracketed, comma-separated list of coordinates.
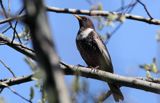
[77, 28, 94, 39]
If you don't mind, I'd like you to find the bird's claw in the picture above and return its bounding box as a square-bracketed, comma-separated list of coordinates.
[89, 66, 99, 72]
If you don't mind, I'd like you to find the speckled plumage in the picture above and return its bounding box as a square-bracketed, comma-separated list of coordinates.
[76, 28, 113, 73]
[75, 15, 124, 102]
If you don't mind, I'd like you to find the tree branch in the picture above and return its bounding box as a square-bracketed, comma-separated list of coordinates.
[0, 59, 16, 77]
[0, 6, 160, 25]
[61, 62, 160, 94]
[46, 6, 160, 25]
[24, 0, 70, 103]
[0, 75, 32, 88]
[0, 14, 24, 24]
[0, 33, 35, 60]
[0, 0, 22, 43]
[137, 0, 153, 19]
[1, 62, 160, 94]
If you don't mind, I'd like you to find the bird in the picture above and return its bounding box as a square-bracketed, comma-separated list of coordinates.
[74, 15, 124, 102]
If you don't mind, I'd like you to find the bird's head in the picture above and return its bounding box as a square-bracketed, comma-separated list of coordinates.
[74, 15, 95, 30]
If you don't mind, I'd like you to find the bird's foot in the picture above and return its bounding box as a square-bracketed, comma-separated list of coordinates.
[89, 66, 99, 72]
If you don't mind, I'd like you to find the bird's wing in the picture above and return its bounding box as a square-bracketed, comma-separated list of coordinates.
[92, 31, 113, 72]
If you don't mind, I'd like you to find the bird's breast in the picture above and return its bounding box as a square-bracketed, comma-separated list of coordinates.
[76, 38, 99, 67]
[76, 31, 113, 72]
[76, 28, 94, 40]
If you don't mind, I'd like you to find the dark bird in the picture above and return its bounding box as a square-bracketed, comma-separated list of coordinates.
[74, 15, 124, 102]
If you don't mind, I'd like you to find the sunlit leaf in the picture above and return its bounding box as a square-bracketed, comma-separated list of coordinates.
[146, 71, 152, 79]
[97, 3, 103, 10]
[151, 63, 158, 73]
[144, 64, 151, 71]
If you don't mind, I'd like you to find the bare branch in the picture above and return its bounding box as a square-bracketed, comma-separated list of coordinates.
[11, 8, 24, 43]
[0, 33, 35, 60]
[7, 86, 32, 103]
[0, 59, 16, 77]
[137, 0, 153, 19]
[106, 1, 137, 43]
[0, 14, 24, 24]
[0, 75, 32, 88]
[24, 0, 71, 103]
[0, 77, 32, 102]
[137, 77, 160, 84]
[0, 6, 160, 25]
[0, 0, 22, 43]
[61, 62, 160, 94]
[1, 63, 160, 95]
[46, 6, 160, 25]
[2, 25, 11, 34]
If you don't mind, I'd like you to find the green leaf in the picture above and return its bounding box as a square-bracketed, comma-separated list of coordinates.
[146, 71, 152, 79]
[151, 63, 158, 73]
[143, 64, 151, 71]
[97, 3, 103, 10]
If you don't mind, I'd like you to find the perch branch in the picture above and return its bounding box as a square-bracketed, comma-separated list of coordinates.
[1, 63, 160, 94]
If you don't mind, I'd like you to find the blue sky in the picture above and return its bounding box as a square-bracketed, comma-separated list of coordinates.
[0, 0, 160, 103]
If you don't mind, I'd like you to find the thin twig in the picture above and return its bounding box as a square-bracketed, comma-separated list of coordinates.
[46, 6, 160, 25]
[105, 23, 123, 44]
[0, 59, 16, 77]
[0, 14, 24, 24]
[0, 80, 32, 103]
[106, 1, 138, 43]
[0, 0, 22, 43]
[0, 33, 35, 60]
[7, 87, 32, 103]
[0, 75, 32, 88]
[2, 25, 11, 34]
[137, 0, 153, 19]
[11, 8, 24, 44]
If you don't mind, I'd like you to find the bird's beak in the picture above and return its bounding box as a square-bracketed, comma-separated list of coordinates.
[74, 14, 82, 20]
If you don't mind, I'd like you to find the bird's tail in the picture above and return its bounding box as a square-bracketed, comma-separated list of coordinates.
[108, 83, 124, 102]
